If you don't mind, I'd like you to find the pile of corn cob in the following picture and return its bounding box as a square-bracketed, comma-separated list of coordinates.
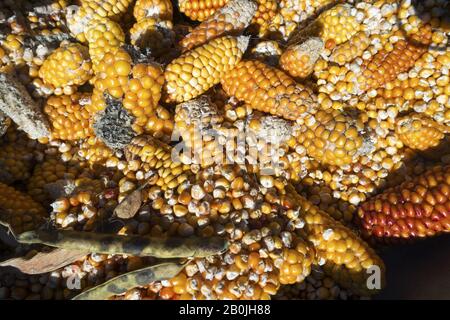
[0, 0, 449, 300]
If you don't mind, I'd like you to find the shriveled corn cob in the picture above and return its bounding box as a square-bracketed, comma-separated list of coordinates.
[44, 93, 93, 141]
[133, 0, 173, 21]
[280, 37, 323, 78]
[84, 17, 125, 69]
[294, 109, 374, 166]
[91, 47, 164, 138]
[396, 114, 449, 151]
[38, 42, 93, 95]
[174, 96, 224, 167]
[221, 60, 318, 121]
[286, 184, 385, 296]
[180, 0, 257, 52]
[125, 135, 192, 190]
[164, 35, 249, 103]
[329, 31, 370, 66]
[129, 18, 175, 56]
[358, 165, 450, 240]
[179, 0, 229, 22]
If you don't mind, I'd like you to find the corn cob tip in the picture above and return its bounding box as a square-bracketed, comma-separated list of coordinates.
[222, 0, 258, 24]
[236, 35, 251, 55]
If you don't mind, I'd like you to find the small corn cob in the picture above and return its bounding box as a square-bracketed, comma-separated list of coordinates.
[280, 37, 324, 78]
[180, 0, 257, 52]
[84, 17, 125, 69]
[81, 0, 133, 20]
[174, 96, 224, 167]
[250, 0, 279, 37]
[129, 18, 175, 56]
[221, 60, 318, 121]
[358, 25, 432, 92]
[294, 109, 374, 166]
[38, 42, 93, 95]
[179, 0, 229, 22]
[0, 182, 47, 234]
[286, 184, 385, 296]
[92, 47, 165, 136]
[289, 3, 361, 48]
[44, 93, 93, 141]
[125, 135, 192, 190]
[358, 165, 450, 239]
[164, 35, 249, 103]
[396, 114, 449, 151]
[329, 31, 370, 65]
[133, 0, 173, 21]
[27, 156, 83, 205]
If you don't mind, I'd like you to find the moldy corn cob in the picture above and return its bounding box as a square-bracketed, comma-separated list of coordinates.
[180, 0, 257, 52]
[280, 37, 324, 79]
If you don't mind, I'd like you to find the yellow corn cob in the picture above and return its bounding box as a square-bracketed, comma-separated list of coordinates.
[91, 47, 164, 136]
[396, 114, 449, 151]
[174, 96, 224, 167]
[286, 184, 385, 296]
[221, 60, 318, 121]
[66, 5, 92, 42]
[179, 0, 229, 22]
[81, 0, 133, 20]
[295, 109, 373, 166]
[84, 17, 125, 69]
[125, 135, 192, 190]
[78, 136, 116, 165]
[280, 37, 324, 78]
[164, 35, 249, 103]
[27, 156, 84, 205]
[180, 0, 257, 52]
[0, 182, 47, 234]
[0, 143, 33, 184]
[38, 42, 93, 95]
[129, 18, 175, 56]
[329, 31, 370, 66]
[44, 93, 93, 141]
[250, 0, 279, 37]
[133, 0, 173, 21]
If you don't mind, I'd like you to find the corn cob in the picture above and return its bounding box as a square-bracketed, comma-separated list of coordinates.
[329, 31, 370, 66]
[65, 5, 93, 43]
[180, 0, 257, 52]
[78, 136, 116, 165]
[250, 0, 279, 37]
[280, 37, 323, 79]
[357, 25, 433, 92]
[81, 0, 133, 20]
[133, 0, 173, 21]
[44, 93, 93, 141]
[221, 60, 318, 121]
[174, 96, 224, 167]
[84, 17, 125, 70]
[286, 184, 385, 296]
[91, 47, 165, 138]
[129, 18, 175, 56]
[294, 109, 375, 166]
[396, 114, 449, 151]
[27, 156, 83, 205]
[38, 42, 93, 95]
[0, 143, 34, 184]
[0, 182, 47, 234]
[179, 0, 229, 22]
[164, 35, 249, 103]
[125, 135, 192, 190]
[358, 165, 450, 239]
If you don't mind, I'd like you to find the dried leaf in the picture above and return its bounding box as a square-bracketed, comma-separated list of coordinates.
[114, 188, 143, 219]
[0, 249, 87, 274]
